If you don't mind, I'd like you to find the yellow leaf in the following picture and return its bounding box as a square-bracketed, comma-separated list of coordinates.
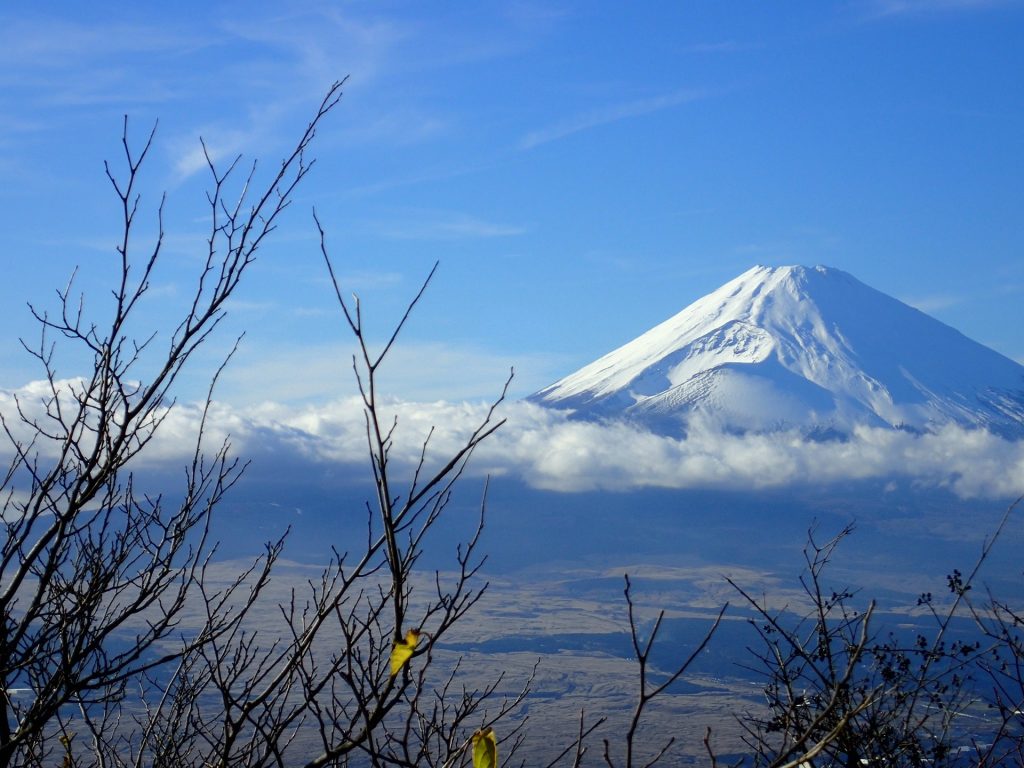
[389, 629, 420, 677]
[472, 726, 497, 768]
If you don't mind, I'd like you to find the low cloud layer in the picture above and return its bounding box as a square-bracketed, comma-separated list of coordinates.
[4, 380, 1024, 499]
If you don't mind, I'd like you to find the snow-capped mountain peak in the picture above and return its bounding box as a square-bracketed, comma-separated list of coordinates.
[531, 265, 1024, 436]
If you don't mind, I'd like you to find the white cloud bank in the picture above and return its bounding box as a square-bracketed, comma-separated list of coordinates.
[3, 380, 1023, 499]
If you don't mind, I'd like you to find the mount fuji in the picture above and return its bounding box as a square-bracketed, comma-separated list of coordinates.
[531, 265, 1024, 438]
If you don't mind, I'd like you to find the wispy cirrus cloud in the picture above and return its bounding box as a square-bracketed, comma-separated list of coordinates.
[0, 18, 211, 73]
[222, 8, 413, 87]
[519, 88, 705, 151]
[160, 9, 422, 180]
[337, 107, 450, 147]
[171, 116, 286, 181]
[371, 211, 527, 240]
[0, 17, 211, 110]
[900, 293, 966, 313]
[861, 0, 1021, 18]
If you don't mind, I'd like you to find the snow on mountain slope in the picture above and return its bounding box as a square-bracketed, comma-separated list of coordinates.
[531, 265, 1024, 437]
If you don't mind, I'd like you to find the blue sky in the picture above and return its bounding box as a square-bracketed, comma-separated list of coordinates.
[1, 0, 1022, 408]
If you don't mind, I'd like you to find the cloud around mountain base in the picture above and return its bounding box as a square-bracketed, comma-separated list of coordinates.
[3, 381, 1022, 500]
